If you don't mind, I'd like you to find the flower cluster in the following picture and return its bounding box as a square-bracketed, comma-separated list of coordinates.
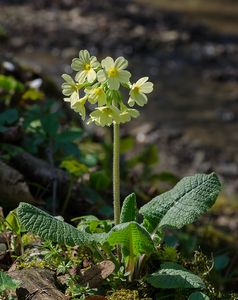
[62, 50, 153, 127]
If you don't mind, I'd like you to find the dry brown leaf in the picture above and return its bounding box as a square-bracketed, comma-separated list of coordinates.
[80, 260, 115, 288]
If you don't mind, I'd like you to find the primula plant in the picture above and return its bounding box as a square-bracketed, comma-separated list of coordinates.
[16, 50, 222, 299]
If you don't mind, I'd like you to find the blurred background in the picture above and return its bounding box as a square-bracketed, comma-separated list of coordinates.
[0, 0, 238, 293]
[1, 0, 238, 201]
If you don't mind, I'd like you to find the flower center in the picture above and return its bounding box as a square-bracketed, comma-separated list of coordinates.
[84, 64, 91, 71]
[108, 67, 118, 77]
[133, 86, 140, 93]
[94, 87, 103, 95]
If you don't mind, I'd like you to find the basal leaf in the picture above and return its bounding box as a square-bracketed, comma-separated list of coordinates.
[107, 221, 154, 257]
[140, 173, 221, 230]
[6, 210, 21, 235]
[120, 193, 137, 223]
[189, 292, 210, 300]
[0, 271, 20, 293]
[17, 203, 91, 247]
[147, 262, 205, 289]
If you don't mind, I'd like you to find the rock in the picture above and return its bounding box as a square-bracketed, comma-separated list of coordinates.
[9, 268, 67, 300]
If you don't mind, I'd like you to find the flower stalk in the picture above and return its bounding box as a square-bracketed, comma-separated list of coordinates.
[113, 122, 120, 225]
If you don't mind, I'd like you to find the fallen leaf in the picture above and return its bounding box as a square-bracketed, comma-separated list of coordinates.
[80, 260, 115, 288]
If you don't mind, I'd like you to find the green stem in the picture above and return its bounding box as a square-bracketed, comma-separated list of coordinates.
[113, 122, 120, 225]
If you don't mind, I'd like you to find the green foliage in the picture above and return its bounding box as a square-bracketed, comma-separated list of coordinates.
[107, 266, 130, 291]
[22, 88, 44, 101]
[157, 246, 178, 263]
[10, 51, 225, 298]
[0, 109, 19, 132]
[140, 173, 221, 231]
[0, 271, 19, 295]
[74, 216, 113, 242]
[120, 136, 135, 154]
[17, 203, 92, 247]
[17, 171, 221, 293]
[107, 221, 155, 257]
[90, 170, 111, 191]
[120, 193, 137, 223]
[0, 75, 23, 103]
[66, 280, 97, 300]
[188, 292, 210, 300]
[214, 254, 229, 271]
[5, 210, 21, 235]
[147, 262, 205, 289]
[60, 159, 88, 177]
[40, 113, 59, 137]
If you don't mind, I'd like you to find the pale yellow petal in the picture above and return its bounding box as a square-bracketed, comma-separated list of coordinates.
[108, 77, 120, 90]
[101, 57, 114, 71]
[115, 56, 128, 70]
[140, 82, 153, 93]
[136, 77, 148, 86]
[87, 69, 96, 83]
[97, 70, 107, 82]
[118, 70, 131, 83]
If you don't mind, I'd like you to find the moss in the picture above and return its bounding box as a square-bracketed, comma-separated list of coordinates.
[107, 289, 152, 300]
[17, 258, 48, 270]
[157, 246, 178, 262]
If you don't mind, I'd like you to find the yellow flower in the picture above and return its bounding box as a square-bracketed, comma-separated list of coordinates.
[88, 105, 121, 127]
[85, 86, 106, 106]
[119, 104, 140, 124]
[71, 50, 100, 83]
[97, 57, 131, 90]
[61, 74, 78, 97]
[70, 91, 87, 120]
[128, 77, 153, 107]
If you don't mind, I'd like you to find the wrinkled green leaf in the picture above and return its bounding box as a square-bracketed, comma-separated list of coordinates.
[147, 262, 205, 289]
[17, 203, 92, 247]
[0, 271, 20, 293]
[140, 173, 221, 230]
[120, 193, 137, 223]
[188, 292, 210, 300]
[107, 221, 155, 257]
